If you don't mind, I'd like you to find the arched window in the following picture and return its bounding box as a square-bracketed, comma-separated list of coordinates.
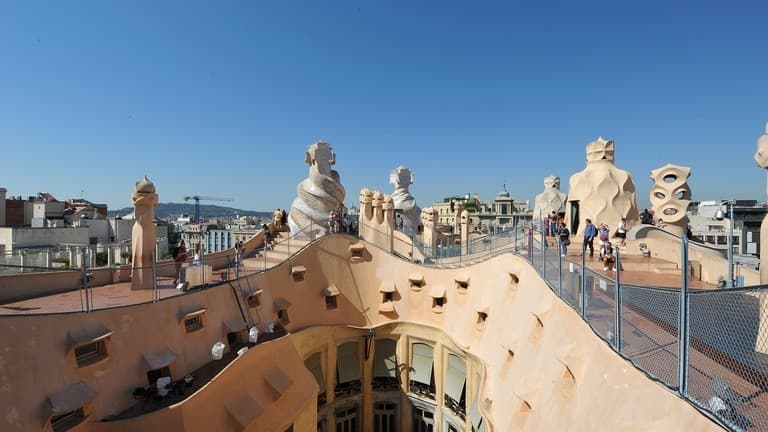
[304, 352, 326, 406]
[444, 353, 467, 419]
[410, 343, 435, 400]
[373, 339, 398, 391]
[335, 342, 361, 397]
[469, 372, 486, 432]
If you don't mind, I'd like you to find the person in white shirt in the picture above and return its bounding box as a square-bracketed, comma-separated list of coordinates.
[616, 218, 628, 246]
[193, 244, 202, 266]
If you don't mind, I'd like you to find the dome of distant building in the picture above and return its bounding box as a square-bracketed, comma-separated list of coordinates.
[496, 186, 510, 200]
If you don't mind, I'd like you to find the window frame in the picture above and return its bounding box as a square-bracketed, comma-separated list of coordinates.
[50, 406, 86, 432]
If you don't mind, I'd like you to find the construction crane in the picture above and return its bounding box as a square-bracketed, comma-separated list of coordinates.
[183, 195, 234, 223]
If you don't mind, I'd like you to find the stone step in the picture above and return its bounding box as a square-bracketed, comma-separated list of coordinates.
[619, 260, 661, 272]
[653, 264, 679, 274]
[242, 259, 266, 269]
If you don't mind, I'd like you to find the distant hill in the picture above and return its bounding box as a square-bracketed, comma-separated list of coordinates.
[109, 203, 272, 220]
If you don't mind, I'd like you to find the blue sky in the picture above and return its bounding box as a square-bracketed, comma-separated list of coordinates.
[1, 1, 767, 212]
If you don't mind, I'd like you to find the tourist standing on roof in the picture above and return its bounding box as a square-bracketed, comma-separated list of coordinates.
[617, 217, 628, 246]
[548, 211, 558, 237]
[193, 244, 202, 266]
[597, 224, 610, 247]
[273, 208, 283, 229]
[173, 240, 187, 284]
[558, 222, 570, 257]
[583, 218, 597, 259]
[640, 209, 652, 225]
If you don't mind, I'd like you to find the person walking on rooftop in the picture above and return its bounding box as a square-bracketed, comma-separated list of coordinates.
[617, 217, 628, 246]
[193, 244, 202, 266]
[280, 209, 287, 227]
[173, 240, 187, 285]
[558, 222, 570, 257]
[548, 211, 558, 237]
[273, 209, 283, 230]
[583, 218, 597, 259]
[329, 211, 337, 234]
[234, 241, 241, 265]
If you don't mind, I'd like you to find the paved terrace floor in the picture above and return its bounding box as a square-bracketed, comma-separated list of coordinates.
[0, 232, 309, 315]
[566, 247, 715, 289]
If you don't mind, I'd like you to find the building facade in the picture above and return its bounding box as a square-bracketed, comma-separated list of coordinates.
[431, 189, 531, 231]
[687, 200, 767, 256]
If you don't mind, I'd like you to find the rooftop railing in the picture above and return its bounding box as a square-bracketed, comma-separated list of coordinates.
[0, 221, 331, 315]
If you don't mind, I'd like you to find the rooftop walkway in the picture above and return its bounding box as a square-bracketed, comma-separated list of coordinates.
[0, 230, 706, 315]
[0, 230, 308, 315]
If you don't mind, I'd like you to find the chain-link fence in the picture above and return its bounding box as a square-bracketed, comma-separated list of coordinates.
[687, 287, 768, 431]
[516, 223, 768, 432]
[620, 284, 680, 388]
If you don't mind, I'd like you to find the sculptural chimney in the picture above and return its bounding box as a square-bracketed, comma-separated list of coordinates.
[390, 166, 421, 233]
[533, 175, 567, 221]
[131, 176, 158, 290]
[649, 164, 692, 236]
[565, 137, 640, 236]
[288, 141, 346, 238]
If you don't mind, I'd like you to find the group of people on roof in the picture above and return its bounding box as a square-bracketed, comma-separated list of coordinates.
[545, 211, 629, 273]
[580, 218, 627, 272]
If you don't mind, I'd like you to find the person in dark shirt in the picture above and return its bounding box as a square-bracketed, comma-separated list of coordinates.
[558, 222, 570, 257]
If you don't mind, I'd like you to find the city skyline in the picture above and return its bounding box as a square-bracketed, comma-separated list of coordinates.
[2, 2, 767, 212]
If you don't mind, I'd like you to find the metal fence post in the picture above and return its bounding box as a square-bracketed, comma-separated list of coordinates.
[81, 248, 90, 312]
[615, 246, 622, 352]
[528, 226, 532, 261]
[558, 241, 563, 298]
[152, 251, 159, 303]
[678, 235, 690, 396]
[490, 231, 494, 258]
[581, 242, 587, 317]
[541, 225, 546, 279]
[514, 219, 518, 255]
[201, 247, 205, 285]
